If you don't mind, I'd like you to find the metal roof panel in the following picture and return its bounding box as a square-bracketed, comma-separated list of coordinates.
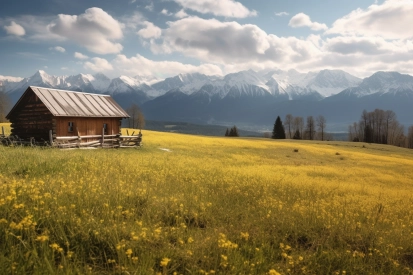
[29, 86, 130, 118]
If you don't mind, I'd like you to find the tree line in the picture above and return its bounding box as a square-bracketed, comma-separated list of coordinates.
[349, 109, 413, 148]
[225, 126, 239, 137]
[125, 103, 145, 130]
[271, 114, 329, 141]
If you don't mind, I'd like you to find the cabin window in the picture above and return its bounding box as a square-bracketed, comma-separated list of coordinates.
[103, 123, 108, 135]
[68, 122, 74, 132]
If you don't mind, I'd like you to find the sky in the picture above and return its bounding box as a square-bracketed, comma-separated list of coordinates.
[1, 0, 413, 80]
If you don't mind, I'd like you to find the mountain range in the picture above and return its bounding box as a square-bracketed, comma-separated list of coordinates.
[1, 69, 412, 132]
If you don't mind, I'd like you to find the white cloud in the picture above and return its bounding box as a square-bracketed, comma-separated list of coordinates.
[0, 75, 24, 82]
[327, 0, 413, 39]
[150, 17, 321, 66]
[1, 15, 63, 41]
[137, 21, 162, 39]
[275, 12, 289, 17]
[74, 52, 89, 60]
[173, 0, 257, 18]
[4, 21, 25, 36]
[49, 46, 65, 53]
[324, 36, 397, 55]
[161, 9, 173, 16]
[84, 57, 114, 72]
[143, 15, 413, 77]
[175, 9, 189, 18]
[145, 3, 154, 11]
[113, 54, 223, 78]
[122, 12, 145, 30]
[61, 67, 69, 70]
[289, 13, 328, 31]
[48, 8, 123, 54]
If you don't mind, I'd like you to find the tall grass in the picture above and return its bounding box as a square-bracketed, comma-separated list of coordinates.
[0, 128, 412, 274]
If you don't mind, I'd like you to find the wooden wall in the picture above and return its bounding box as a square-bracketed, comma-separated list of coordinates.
[55, 117, 121, 138]
[8, 90, 53, 140]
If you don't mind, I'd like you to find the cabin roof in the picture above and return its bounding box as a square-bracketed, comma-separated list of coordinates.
[7, 86, 130, 118]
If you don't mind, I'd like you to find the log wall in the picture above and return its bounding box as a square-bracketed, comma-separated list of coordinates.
[8, 92, 53, 140]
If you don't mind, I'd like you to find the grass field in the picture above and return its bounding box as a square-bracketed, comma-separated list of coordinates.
[1, 123, 413, 274]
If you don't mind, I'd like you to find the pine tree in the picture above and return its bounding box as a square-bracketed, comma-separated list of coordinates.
[272, 116, 286, 139]
[229, 126, 239, 137]
[225, 128, 229, 136]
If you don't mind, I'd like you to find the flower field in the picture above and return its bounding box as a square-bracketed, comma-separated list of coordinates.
[0, 124, 413, 274]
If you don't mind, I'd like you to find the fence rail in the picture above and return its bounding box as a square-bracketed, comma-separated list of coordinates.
[0, 126, 142, 149]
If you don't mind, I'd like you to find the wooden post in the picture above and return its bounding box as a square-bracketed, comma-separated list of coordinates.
[101, 128, 105, 148]
[77, 127, 80, 148]
[1, 126, 4, 137]
[49, 130, 53, 146]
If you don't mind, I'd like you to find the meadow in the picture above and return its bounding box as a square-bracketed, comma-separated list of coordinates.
[0, 122, 413, 274]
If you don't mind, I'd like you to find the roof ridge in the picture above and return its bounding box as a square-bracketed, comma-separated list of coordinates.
[29, 86, 110, 97]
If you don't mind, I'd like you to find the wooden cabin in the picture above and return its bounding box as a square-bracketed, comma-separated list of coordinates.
[6, 86, 130, 143]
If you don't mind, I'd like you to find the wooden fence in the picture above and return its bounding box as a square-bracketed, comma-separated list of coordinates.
[52, 129, 142, 149]
[0, 126, 142, 148]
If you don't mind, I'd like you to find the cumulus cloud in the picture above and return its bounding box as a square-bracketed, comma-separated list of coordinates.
[150, 17, 321, 66]
[0, 75, 24, 82]
[84, 57, 113, 72]
[4, 21, 25, 36]
[49, 46, 65, 52]
[173, 0, 257, 18]
[327, 0, 413, 39]
[275, 12, 289, 17]
[74, 52, 89, 59]
[161, 9, 173, 16]
[137, 21, 162, 39]
[122, 12, 145, 30]
[175, 9, 189, 18]
[113, 54, 223, 77]
[145, 3, 154, 11]
[324, 36, 396, 55]
[48, 7, 123, 54]
[289, 13, 328, 31]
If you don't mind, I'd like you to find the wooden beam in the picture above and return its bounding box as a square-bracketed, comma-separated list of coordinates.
[101, 127, 104, 148]
[49, 130, 53, 146]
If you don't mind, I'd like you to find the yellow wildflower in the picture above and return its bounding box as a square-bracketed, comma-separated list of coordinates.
[268, 269, 281, 275]
[160, 257, 171, 267]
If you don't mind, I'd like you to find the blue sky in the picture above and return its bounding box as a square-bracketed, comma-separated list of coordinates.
[1, 0, 412, 80]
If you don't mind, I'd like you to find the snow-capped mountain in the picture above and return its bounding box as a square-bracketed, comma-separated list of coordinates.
[4, 69, 363, 102]
[267, 69, 362, 98]
[2, 69, 413, 131]
[150, 73, 213, 96]
[329, 71, 413, 99]
[8, 70, 111, 94]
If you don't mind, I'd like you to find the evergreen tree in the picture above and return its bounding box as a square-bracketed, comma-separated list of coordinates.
[272, 116, 286, 139]
[225, 128, 229, 136]
[228, 126, 239, 137]
[293, 129, 301, 139]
